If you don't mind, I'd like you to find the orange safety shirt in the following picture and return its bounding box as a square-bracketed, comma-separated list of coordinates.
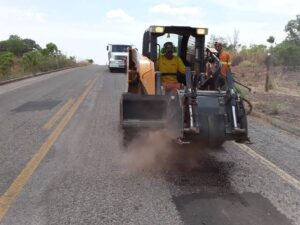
[219, 51, 231, 76]
[156, 55, 186, 83]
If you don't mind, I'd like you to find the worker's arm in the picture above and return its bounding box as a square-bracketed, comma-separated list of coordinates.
[177, 57, 186, 74]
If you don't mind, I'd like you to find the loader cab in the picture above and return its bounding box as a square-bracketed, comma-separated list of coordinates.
[142, 26, 208, 75]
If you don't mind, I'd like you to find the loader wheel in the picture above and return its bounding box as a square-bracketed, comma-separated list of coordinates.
[122, 128, 138, 148]
[235, 102, 248, 143]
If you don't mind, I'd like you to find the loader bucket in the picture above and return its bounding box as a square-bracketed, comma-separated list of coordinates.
[120, 93, 168, 129]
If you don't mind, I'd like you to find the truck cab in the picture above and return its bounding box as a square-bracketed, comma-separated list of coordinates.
[107, 44, 132, 72]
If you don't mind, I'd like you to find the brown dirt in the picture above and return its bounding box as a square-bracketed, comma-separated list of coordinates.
[233, 66, 300, 129]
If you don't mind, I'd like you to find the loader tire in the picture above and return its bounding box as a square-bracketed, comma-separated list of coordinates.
[122, 128, 138, 148]
[235, 101, 248, 143]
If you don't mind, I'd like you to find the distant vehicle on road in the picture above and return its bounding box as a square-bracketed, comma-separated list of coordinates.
[107, 44, 133, 72]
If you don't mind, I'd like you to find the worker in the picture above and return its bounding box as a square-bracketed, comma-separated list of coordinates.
[156, 42, 186, 84]
[214, 42, 231, 77]
[214, 42, 231, 90]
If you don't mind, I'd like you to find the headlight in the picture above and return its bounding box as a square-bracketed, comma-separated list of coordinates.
[196, 28, 208, 35]
[150, 26, 165, 33]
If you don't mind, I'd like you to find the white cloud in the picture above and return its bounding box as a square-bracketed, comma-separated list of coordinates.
[0, 6, 46, 23]
[149, 3, 201, 16]
[211, 0, 300, 15]
[105, 9, 134, 23]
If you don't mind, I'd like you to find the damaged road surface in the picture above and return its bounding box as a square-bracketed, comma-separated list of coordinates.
[0, 65, 299, 224]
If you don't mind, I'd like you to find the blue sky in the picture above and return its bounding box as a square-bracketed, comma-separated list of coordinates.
[0, 0, 299, 64]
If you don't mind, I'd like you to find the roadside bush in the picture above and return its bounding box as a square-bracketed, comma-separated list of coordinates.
[23, 52, 76, 74]
[239, 44, 267, 65]
[0, 52, 14, 77]
[22, 51, 39, 74]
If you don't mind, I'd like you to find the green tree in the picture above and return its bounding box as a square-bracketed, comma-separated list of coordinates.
[0, 52, 14, 77]
[23, 39, 41, 52]
[273, 41, 300, 67]
[41, 42, 58, 56]
[5, 35, 27, 57]
[87, 59, 94, 64]
[267, 36, 275, 44]
[208, 35, 229, 49]
[285, 15, 300, 43]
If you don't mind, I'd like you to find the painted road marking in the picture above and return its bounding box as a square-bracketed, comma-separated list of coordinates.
[43, 98, 75, 130]
[85, 79, 92, 86]
[0, 78, 97, 221]
[233, 142, 300, 191]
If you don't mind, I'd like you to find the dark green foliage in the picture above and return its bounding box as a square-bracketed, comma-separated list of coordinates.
[0, 35, 77, 78]
[273, 41, 300, 67]
[41, 43, 58, 56]
[239, 44, 268, 65]
[87, 59, 94, 64]
[22, 51, 39, 74]
[0, 35, 41, 57]
[285, 15, 300, 44]
[23, 39, 41, 52]
[267, 36, 275, 44]
[0, 52, 14, 76]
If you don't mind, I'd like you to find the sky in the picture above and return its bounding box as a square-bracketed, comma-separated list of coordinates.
[0, 0, 299, 64]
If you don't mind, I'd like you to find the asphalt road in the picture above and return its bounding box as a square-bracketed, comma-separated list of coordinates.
[0, 65, 299, 225]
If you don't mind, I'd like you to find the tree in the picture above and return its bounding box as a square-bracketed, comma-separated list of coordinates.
[208, 35, 229, 48]
[285, 15, 300, 43]
[0, 36, 41, 56]
[87, 59, 94, 64]
[23, 39, 41, 52]
[267, 36, 275, 44]
[41, 42, 58, 56]
[5, 35, 27, 57]
[0, 52, 14, 76]
[265, 36, 275, 92]
[273, 40, 300, 67]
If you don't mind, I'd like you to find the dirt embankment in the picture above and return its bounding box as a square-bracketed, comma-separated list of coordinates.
[233, 66, 300, 133]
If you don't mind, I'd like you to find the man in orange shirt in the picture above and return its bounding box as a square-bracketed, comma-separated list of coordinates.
[214, 42, 232, 90]
[214, 42, 231, 77]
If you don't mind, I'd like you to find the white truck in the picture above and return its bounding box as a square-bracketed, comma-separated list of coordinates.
[107, 44, 133, 72]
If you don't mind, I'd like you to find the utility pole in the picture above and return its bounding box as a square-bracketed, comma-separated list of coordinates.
[265, 53, 271, 92]
[265, 36, 275, 92]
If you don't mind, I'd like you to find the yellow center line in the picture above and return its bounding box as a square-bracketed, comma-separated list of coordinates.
[85, 79, 92, 86]
[233, 142, 300, 191]
[42, 98, 75, 130]
[0, 78, 97, 221]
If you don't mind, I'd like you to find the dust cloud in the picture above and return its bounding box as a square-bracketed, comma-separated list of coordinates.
[121, 130, 204, 174]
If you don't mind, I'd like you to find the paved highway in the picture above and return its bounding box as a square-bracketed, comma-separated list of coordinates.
[0, 65, 299, 225]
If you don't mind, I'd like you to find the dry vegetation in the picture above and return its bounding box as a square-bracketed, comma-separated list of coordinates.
[233, 65, 300, 129]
